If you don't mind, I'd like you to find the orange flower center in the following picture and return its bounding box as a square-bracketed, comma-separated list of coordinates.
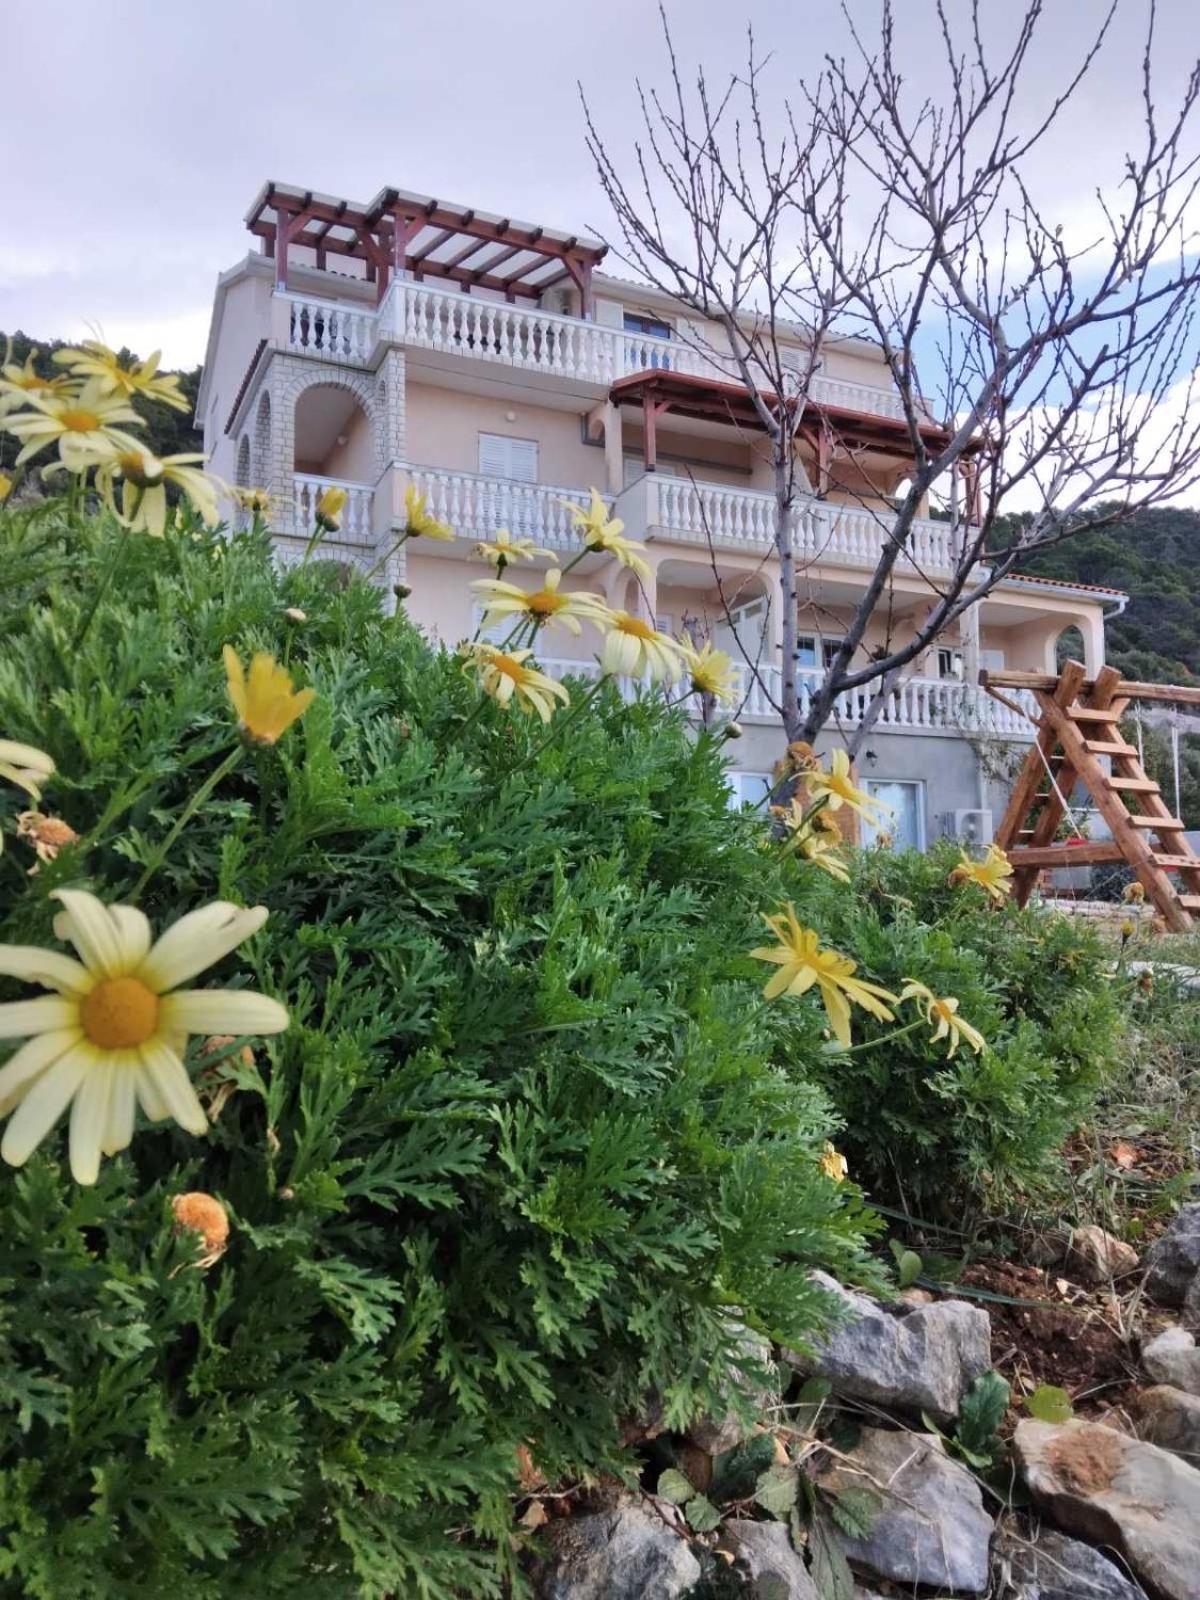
[617, 616, 655, 640]
[492, 652, 528, 682]
[527, 591, 565, 617]
[80, 976, 160, 1049]
[60, 408, 101, 434]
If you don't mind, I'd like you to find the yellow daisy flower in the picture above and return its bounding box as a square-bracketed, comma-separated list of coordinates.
[0, 472, 12, 503]
[899, 979, 987, 1058]
[3, 380, 145, 473]
[0, 889, 288, 1185]
[315, 485, 347, 530]
[559, 487, 651, 581]
[223, 647, 315, 744]
[470, 565, 609, 639]
[751, 904, 897, 1047]
[819, 1142, 849, 1182]
[0, 737, 54, 801]
[233, 486, 274, 516]
[600, 612, 684, 683]
[52, 342, 190, 412]
[774, 799, 851, 882]
[0, 349, 77, 414]
[96, 446, 221, 535]
[473, 530, 557, 567]
[803, 749, 891, 826]
[948, 844, 1014, 905]
[682, 640, 740, 704]
[463, 644, 570, 724]
[405, 484, 454, 541]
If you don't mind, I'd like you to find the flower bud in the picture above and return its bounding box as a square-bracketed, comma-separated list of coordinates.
[171, 1191, 230, 1269]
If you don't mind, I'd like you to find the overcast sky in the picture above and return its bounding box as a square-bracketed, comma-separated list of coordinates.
[3, 0, 1197, 371]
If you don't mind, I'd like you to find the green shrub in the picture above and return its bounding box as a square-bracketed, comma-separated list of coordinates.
[784, 841, 1122, 1218]
[0, 512, 879, 1598]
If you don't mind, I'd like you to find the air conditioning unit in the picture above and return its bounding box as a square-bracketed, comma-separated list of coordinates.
[951, 808, 994, 845]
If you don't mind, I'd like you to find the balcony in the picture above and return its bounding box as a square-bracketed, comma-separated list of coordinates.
[271, 283, 916, 422]
[621, 475, 962, 573]
[537, 656, 1037, 739]
[289, 473, 375, 545]
[404, 467, 612, 556]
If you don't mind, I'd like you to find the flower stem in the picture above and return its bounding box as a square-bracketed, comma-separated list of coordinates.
[130, 745, 243, 899]
[523, 675, 607, 763]
[834, 1017, 926, 1058]
[72, 514, 136, 650]
[363, 528, 412, 583]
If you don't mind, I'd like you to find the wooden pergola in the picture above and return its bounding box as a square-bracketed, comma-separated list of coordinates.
[245, 182, 608, 310]
[986, 664, 1200, 930]
[610, 369, 982, 502]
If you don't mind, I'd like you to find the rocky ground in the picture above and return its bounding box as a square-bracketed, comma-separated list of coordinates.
[523, 1205, 1200, 1599]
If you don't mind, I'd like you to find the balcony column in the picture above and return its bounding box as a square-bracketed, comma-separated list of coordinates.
[961, 600, 981, 684]
[274, 205, 296, 290]
[602, 401, 623, 494]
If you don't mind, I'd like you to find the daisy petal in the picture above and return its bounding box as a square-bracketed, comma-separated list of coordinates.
[138, 1039, 207, 1136]
[0, 946, 93, 995]
[0, 995, 78, 1039]
[109, 906, 152, 970]
[159, 989, 289, 1037]
[69, 1059, 112, 1184]
[138, 903, 268, 992]
[0, 1028, 83, 1117]
[135, 1063, 170, 1122]
[51, 889, 126, 978]
[0, 1046, 90, 1167]
[103, 1060, 137, 1155]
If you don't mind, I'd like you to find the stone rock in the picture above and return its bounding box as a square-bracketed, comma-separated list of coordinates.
[687, 1326, 780, 1455]
[783, 1270, 991, 1423]
[816, 1427, 993, 1594]
[1182, 1270, 1200, 1334]
[1144, 1204, 1200, 1306]
[1013, 1418, 1200, 1600]
[994, 1521, 1147, 1599]
[1027, 1229, 1070, 1268]
[1141, 1326, 1200, 1397]
[533, 1498, 701, 1599]
[720, 1520, 818, 1599]
[1133, 1385, 1200, 1468]
[1068, 1226, 1139, 1285]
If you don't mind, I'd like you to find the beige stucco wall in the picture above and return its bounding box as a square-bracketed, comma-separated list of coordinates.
[202, 270, 274, 483]
[404, 384, 605, 489]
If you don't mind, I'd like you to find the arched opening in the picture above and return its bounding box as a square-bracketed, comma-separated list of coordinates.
[293, 384, 371, 481]
[1055, 623, 1086, 671]
[251, 392, 271, 486]
[234, 435, 251, 529]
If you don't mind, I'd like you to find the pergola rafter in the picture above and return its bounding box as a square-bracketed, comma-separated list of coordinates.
[245, 182, 607, 308]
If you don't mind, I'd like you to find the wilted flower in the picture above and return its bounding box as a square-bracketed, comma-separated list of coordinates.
[171, 1191, 231, 1269]
[16, 811, 78, 868]
[774, 798, 850, 882]
[463, 643, 570, 724]
[0, 890, 288, 1185]
[404, 484, 454, 541]
[751, 904, 897, 1046]
[819, 1142, 849, 1182]
[223, 647, 315, 744]
[949, 843, 1014, 904]
[899, 979, 987, 1059]
[1122, 882, 1146, 905]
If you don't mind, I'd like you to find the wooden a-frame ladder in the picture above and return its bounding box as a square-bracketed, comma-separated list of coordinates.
[988, 660, 1200, 932]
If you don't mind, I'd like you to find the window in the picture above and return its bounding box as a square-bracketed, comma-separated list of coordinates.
[795, 635, 819, 670]
[822, 638, 846, 668]
[937, 648, 964, 680]
[655, 613, 674, 638]
[478, 433, 538, 482]
[624, 312, 672, 340]
[726, 770, 773, 809]
[860, 780, 925, 851]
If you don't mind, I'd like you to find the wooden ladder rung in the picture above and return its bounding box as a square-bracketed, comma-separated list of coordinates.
[1177, 895, 1200, 910]
[1154, 854, 1200, 869]
[1007, 842, 1127, 868]
[1071, 707, 1125, 723]
[1107, 777, 1160, 793]
[1086, 740, 1139, 756]
[1129, 816, 1186, 830]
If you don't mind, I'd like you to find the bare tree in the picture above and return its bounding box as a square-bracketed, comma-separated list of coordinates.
[583, 1, 1200, 754]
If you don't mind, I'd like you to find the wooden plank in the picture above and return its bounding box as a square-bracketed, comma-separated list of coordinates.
[1007, 842, 1128, 868]
[993, 663, 1088, 904]
[981, 667, 1200, 707]
[1069, 707, 1128, 723]
[1086, 740, 1139, 757]
[1154, 854, 1200, 868]
[1107, 777, 1160, 792]
[1179, 896, 1200, 910]
[1129, 816, 1186, 830]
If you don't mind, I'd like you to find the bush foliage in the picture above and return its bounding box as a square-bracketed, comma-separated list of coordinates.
[0, 512, 883, 1598]
[787, 841, 1121, 1217]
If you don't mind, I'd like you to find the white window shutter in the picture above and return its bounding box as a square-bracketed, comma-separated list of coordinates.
[479, 433, 538, 482]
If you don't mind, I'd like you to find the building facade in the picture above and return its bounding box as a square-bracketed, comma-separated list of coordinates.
[196, 181, 1126, 849]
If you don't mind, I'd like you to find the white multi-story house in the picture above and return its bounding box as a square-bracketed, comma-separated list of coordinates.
[196, 181, 1126, 849]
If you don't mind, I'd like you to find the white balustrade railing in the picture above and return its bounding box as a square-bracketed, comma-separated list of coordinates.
[527, 656, 1036, 738]
[280, 292, 375, 362]
[404, 466, 609, 552]
[627, 475, 961, 572]
[291, 474, 374, 545]
[393, 283, 617, 384]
